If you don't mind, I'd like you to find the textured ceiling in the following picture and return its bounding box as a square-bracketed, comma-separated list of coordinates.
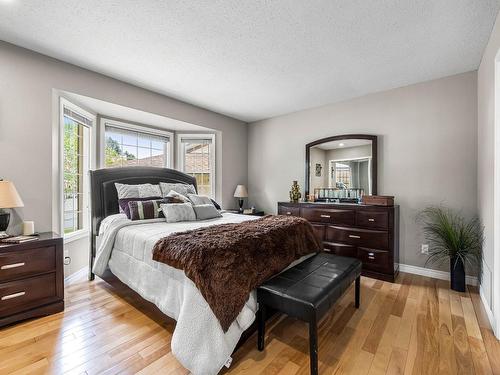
[1, 1, 499, 122]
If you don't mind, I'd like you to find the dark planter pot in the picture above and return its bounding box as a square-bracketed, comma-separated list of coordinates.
[450, 257, 466, 292]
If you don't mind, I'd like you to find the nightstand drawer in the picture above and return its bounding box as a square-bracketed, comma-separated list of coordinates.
[0, 273, 57, 316]
[0, 246, 56, 282]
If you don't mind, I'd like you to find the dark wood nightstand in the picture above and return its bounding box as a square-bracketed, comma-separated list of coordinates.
[226, 210, 265, 216]
[0, 232, 64, 327]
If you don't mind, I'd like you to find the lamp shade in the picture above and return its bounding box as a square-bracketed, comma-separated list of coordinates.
[0, 181, 24, 209]
[233, 185, 248, 198]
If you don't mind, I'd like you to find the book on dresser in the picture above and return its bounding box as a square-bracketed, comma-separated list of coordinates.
[0, 232, 64, 327]
[277, 202, 399, 282]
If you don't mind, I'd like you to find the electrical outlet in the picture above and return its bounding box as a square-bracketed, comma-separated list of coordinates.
[421, 244, 429, 254]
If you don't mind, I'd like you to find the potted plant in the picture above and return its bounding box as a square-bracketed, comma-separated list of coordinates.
[419, 206, 483, 292]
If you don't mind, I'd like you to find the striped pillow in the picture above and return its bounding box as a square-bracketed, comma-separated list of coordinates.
[128, 199, 165, 221]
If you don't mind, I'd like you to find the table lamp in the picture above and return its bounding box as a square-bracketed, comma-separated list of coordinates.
[0, 180, 24, 237]
[233, 185, 248, 213]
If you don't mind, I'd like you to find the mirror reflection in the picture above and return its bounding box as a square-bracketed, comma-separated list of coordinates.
[309, 139, 373, 203]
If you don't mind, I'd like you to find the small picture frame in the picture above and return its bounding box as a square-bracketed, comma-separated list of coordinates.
[315, 163, 322, 177]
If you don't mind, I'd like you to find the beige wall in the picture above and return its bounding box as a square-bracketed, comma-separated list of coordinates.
[0, 41, 247, 277]
[478, 11, 500, 336]
[248, 72, 478, 272]
[309, 147, 327, 190]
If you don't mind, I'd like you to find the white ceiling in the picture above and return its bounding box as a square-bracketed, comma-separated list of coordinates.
[1, 1, 499, 122]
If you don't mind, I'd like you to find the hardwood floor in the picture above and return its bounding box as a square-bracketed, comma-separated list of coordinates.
[0, 271, 499, 374]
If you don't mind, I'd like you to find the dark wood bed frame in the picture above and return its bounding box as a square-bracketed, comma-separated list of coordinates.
[88, 166, 264, 349]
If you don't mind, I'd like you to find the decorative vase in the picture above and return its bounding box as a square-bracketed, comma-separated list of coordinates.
[450, 256, 466, 292]
[289, 181, 302, 203]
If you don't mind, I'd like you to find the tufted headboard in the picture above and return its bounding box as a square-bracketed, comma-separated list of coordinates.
[88, 167, 197, 280]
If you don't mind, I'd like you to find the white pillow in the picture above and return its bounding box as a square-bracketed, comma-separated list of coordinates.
[187, 194, 213, 206]
[115, 183, 161, 199]
[160, 182, 196, 197]
[160, 203, 196, 223]
[166, 190, 190, 203]
[193, 204, 222, 220]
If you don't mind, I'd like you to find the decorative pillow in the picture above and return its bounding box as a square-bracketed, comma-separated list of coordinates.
[165, 190, 190, 203]
[164, 196, 186, 204]
[128, 199, 165, 221]
[159, 182, 196, 197]
[119, 196, 162, 219]
[211, 199, 221, 210]
[193, 204, 222, 220]
[160, 203, 196, 223]
[115, 183, 162, 199]
[187, 194, 213, 206]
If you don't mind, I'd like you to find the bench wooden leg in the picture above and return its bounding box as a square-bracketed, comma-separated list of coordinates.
[257, 305, 265, 351]
[355, 275, 360, 308]
[309, 316, 318, 375]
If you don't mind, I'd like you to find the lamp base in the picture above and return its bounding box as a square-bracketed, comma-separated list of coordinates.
[238, 199, 244, 213]
[0, 212, 10, 234]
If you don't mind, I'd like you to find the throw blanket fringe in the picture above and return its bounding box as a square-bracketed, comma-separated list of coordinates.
[152, 215, 321, 332]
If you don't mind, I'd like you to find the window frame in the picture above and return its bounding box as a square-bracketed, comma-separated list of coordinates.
[59, 98, 96, 243]
[99, 118, 174, 169]
[177, 133, 216, 198]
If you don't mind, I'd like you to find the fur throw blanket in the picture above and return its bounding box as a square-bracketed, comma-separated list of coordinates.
[152, 215, 322, 332]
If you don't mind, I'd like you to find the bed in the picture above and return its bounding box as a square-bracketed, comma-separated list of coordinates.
[88, 167, 314, 375]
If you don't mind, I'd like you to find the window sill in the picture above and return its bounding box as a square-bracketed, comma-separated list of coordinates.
[64, 230, 89, 244]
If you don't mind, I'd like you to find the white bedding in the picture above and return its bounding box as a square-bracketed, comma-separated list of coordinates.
[93, 213, 263, 375]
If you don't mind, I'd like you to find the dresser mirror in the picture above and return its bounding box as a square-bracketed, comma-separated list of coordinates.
[305, 134, 377, 203]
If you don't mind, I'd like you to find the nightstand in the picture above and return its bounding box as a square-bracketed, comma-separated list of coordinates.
[226, 210, 265, 216]
[0, 232, 64, 327]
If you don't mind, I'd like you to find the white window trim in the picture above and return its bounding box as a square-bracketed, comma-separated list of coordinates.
[99, 118, 174, 169]
[59, 98, 96, 243]
[177, 133, 216, 197]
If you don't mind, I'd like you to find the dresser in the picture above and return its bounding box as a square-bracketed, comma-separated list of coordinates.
[278, 202, 399, 282]
[0, 233, 64, 327]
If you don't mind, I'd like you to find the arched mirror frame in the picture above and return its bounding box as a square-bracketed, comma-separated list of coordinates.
[305, 134, 378, 200]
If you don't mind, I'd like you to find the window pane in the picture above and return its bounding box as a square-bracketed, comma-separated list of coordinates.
[63, 110, 90, 234]
[64, 212, 75, 234]
[181, 138, 213, 197]
[138, 134, 151, 148]
[151, 139, 164, 150]
[104, 124, 169, 168]
[122, 132, 137, 146]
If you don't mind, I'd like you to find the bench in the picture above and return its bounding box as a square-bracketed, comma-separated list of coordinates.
[257, 253, 362, 375]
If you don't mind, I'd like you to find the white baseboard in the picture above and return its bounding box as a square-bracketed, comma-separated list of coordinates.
[479, 287, 497, 335]
[64, 266, 88, 285]
[398, 263, 478, 286]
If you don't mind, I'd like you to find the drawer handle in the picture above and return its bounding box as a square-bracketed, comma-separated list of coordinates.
[320, 214, 331, 218]
[286, 212, 292, 215]
[1, 262, 25, 270]
[1, 291, 26, 301]
[368, 218, 375, 222]
[349, 235, 361, 239]
[368, 252, 375, 260]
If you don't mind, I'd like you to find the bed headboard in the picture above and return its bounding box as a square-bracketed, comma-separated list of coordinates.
[88, 167, 197, 280]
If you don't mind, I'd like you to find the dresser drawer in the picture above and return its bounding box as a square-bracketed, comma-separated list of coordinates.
[326, 226, 389, 249]
[278, 206, 300, 216]
[356, 210, 389, 229]
[0, 246, 56, 282]
[0, 273, 58, 316]
[323, 242, 357, 258]
[358, 247, 391, 272]
[301, 208, 355, 225]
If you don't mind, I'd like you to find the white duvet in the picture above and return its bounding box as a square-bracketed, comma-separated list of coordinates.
[92, 213, 262, 375]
